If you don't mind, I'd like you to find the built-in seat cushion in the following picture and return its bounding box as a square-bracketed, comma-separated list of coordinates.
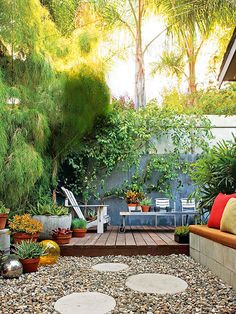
[189, 225, 236, 250]
[220, 198, 236, 235]
[208, 192, 236, 229]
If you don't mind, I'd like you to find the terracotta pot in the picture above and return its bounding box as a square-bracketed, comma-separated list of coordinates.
[128, 204, 137, 207]
[52, 234, 72, 245]
[141, 205, 150, 212]
[0, 213, 8, 230]
[13, 232, 38, 244]
[20, 257, 40, 273]
[73, 229, 87, 238]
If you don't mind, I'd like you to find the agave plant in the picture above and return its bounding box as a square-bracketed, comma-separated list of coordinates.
[191, 135, 236, 212]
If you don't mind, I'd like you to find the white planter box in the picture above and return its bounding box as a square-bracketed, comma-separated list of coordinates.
[0, 229, 11, 254]
[33, 214, 72, 239]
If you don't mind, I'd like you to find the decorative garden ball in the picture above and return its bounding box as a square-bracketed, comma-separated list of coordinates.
[1, 255, 23, 278]
[39, 240, 60, 265]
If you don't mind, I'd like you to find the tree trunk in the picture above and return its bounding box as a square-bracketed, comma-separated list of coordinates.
[188, 56, 197, 94]
[185, 32, 197, 105]
[134, 48, 146, 109]
[134, 0, 146, 109]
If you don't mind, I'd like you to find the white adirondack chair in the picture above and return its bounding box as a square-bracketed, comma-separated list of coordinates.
[61, 187, 110, 233]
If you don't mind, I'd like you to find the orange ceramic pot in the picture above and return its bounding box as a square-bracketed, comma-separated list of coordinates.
[52, 234, 72, 245]
[0, 213, 8, 230]
[141, 205, 150, 212]
[72, 229, 87, 238]
[20, 257, 40, 273]
[13, 232, 38, 244]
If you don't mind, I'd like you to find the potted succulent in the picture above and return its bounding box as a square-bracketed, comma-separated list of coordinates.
[71, 219, 87, 238]
[174, 226, 190, 243]
[9, 214, 43, 244]
[14, 240, 46, 273]
[0, 202, 10, 230]
[52, 228, 72, 245]
[140, 198, 152, 212]
[125, 190, 144, 211]
[31, 202, 72, 239]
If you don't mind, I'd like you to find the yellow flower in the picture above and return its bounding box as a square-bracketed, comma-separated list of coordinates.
[9, 214, 43, 234]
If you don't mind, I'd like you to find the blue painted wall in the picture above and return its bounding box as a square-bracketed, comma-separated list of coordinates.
[90, 154, 197, 226]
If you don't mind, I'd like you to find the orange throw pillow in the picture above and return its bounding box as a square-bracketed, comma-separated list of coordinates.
[208, 192, 236, 229]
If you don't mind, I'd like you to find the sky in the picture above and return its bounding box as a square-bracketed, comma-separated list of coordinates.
[106, 16, 220, 102]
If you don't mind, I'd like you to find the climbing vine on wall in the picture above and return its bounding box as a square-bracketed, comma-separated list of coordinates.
[60, 98, 212, 201]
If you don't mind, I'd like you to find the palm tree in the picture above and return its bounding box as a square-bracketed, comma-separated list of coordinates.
[160, 0, 236, 96]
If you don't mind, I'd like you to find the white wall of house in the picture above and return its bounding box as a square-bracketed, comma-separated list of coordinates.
[156, 115, 236, 154]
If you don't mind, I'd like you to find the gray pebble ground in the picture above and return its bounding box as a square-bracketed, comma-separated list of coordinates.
[0, 254, 236, 314]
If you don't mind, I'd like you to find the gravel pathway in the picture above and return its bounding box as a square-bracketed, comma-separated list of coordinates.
[0, 254, 235, 314]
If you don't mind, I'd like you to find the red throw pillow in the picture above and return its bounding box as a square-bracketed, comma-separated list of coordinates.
[208, 192, 236, 229]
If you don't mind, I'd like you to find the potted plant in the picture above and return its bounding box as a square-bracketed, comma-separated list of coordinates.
[31, 202, 72, 239]
[71, 219, 87, 238]
[174, 226, 190, 243]
[0, 202, 10, 230]
[125, 190, 144, 211]
[140, 198, 152, 212]
[52, 228, 72, 245]
[14, 240, 46, 273]
[9, 214, 43, 244]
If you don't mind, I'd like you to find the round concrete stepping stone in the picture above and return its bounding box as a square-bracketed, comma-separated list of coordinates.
[125, 273, 188, 294]
[54, 292, 116, 314]
[92, 262, 129, 272]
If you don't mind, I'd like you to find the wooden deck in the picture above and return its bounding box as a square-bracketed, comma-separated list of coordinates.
[60, 226, 189, 257]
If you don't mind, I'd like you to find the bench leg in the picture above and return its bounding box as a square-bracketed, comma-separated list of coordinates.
[97, 208, 104, 234]
[120, 215, 126, 233]
[155, 215, 157, 227]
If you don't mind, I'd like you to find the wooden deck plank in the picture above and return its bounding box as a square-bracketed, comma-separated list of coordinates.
[125, 226, 136, 246]
[106, 226, 118, 246]
[158, 233, 178, 245]
[145, 231, 166, 245]
[60, 226, 189, 256]
[116, 230, 126, 246]
[85, 233, 102, 246]
[73, 233, 94, 246]
[94, 227, 112, 246]
[130, 226, 146, 246]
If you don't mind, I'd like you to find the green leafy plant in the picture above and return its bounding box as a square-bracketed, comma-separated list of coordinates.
[71, 218, 87, 230]
[60, 102, 211, 202]
[14, 240, 46, 260]
[191, 136, 236, 211]
[174, 226, 189, 236]
[140, 198, 152, 206]
[30, 203, 69, 216]
[0, 201, 10, 214]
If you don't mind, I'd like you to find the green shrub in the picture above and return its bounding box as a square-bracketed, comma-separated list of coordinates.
[0, 201, 10, 214]
[191, 136, 236, 211]
[31, 203, 69, 216]
[174, 226, 189, 236]
[71, 218, 87, 230]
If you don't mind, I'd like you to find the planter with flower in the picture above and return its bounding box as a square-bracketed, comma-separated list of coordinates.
[14, 240, 46, 273]
[125, 190, 145, 211]
[9, 214, 43, 244]
[52, 228, 72, 245]
[174, 226, 189, 243]
[0, 202, 10, 230]
[140, 198, 152, 212]
[31, 203, 72, 240]
[71, 219, 87, 238]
